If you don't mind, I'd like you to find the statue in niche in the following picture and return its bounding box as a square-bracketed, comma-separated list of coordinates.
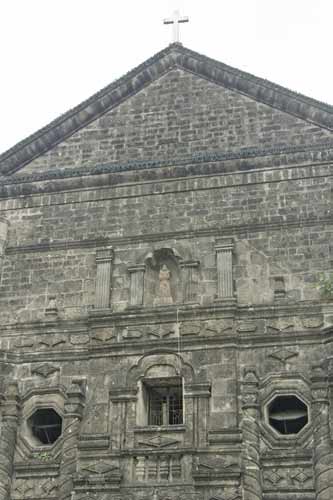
[154, 264, 173, 306]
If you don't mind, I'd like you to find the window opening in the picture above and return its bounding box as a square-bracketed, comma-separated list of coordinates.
[268, 395, 308, 435]
[28, 408, 62, 445]
[146, 382, 183, 426]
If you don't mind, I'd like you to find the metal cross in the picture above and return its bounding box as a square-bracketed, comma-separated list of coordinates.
[163, 10, 189, 44]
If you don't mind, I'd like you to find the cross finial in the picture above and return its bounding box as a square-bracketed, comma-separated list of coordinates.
[163, 10, 189, 44]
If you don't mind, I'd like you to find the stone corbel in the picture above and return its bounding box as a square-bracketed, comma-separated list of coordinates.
[95, 247, 114, 310]
[215, 238, 236, 304]
[128, 264, 146, 307]
[180, 260, 200, 304]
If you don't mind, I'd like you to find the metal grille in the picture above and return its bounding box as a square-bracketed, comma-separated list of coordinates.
[148, 385, 183, 426]
[169, 393, 183, 425]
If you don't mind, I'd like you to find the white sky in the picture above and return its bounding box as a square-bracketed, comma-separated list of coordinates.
[0, 0, 332, 155]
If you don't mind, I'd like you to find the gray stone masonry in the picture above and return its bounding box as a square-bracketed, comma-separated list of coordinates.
[0, 44, 332, 500]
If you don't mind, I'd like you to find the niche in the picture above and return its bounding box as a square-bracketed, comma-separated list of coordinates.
[144, 248, 181, 306]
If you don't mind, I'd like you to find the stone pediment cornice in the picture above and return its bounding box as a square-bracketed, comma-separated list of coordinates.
[0, 43, 332, 176]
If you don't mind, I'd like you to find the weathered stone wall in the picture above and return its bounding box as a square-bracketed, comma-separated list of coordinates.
[0, 53, 332, 500]
[21, 69, 332, 174]
[0, 162, 330, 324]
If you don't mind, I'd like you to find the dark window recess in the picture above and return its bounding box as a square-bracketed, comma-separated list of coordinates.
[29, 408, 62, 445]
[268, 395, 308, 435]
[148, 385, 183, 426]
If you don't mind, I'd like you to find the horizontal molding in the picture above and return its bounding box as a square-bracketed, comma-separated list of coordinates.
[6, 237, 111, 254]
[0, 323, 330, 366]
[0, 155, 331, 205]
[5, 216, 332, 255]
[2, 142, 333, 186]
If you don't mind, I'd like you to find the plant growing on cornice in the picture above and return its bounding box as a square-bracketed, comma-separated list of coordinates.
[316, 273, 333, 301]
[35, 451, 52, 462]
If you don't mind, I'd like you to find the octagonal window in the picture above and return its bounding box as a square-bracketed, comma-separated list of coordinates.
[268, 395, 308, 435]
[27, 408, 62, 445]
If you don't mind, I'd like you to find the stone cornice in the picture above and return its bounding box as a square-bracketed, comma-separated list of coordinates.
[0, 302, 328, 362]
[5, 216, 332, 255]
[0, 43, 332, 176]
[0, 142, 332, 186]
[0, 327, 330, 366]
[6, 238, 110, 254]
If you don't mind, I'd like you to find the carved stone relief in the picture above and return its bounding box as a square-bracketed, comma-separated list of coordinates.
[263, 467, 313, 489]
[154, 264, 173, 306]
[13, 477, 58, 498]
[31, 363, 60, 378]
[134, 455, 182, 482]
[137, 435, 180, 448]
[267, 348, 298, 366]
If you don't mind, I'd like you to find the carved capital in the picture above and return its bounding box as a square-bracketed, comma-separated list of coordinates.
[184, 382, 211, 398]
[109, 387, 137, 402]
[96, 247, 113, 264]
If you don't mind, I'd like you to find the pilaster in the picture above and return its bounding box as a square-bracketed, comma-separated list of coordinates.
[241, 369, 262, 500]
[184, 382, 211, 448]
[128, 264, 146, 307]
[180, 260, 200, 304]
[95, 247, 113, 310]
[215, 238, 236, 304]
[59, 380, 86, 500]
[0, 383, 20, 500]
[311, 364, 333, 500]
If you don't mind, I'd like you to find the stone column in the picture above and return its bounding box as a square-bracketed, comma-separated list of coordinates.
[128, 265, 145, 307]
[215, 238, 235, 303]
[95, 247, 113, 309]
[180, 260, 200, 304]
[59, 380, 85, 500]
[0, 383, 20, 500]
[241, 369, 262, 500]
[311, 364, 333, 500]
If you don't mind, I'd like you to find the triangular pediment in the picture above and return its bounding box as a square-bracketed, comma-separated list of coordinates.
[0, 43, 332, 177]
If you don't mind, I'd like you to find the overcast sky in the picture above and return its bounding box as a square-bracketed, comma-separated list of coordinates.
[1, 0, 332, 155]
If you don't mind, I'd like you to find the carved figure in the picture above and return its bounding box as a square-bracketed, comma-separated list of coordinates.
[154, 264, 173, 305]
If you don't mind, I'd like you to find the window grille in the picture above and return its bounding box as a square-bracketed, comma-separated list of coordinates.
[148, 385, 183, 426]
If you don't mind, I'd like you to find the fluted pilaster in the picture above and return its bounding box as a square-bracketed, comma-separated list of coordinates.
[95, 247, 113, 309]
[215, 238, 235, 303]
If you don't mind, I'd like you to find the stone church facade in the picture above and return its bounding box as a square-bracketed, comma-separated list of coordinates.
[0, 43, 332, 500]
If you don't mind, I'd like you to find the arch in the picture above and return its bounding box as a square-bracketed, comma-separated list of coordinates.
[126, 349, 195, 388]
